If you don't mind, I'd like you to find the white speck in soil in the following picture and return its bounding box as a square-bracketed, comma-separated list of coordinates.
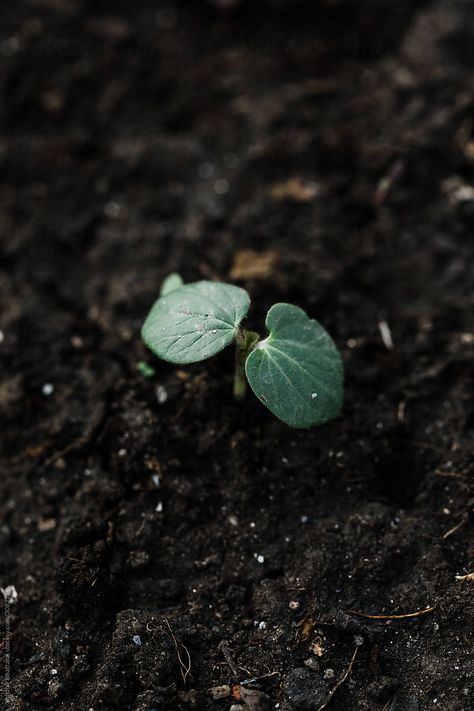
[289, 600, 300, 610]
[214, 178, 229, 195]
[258, 621, 266, 630]
[300, 515, 308, 524]
[152, 474, 160, 488]
[155, 501, 163, 513]
[324, 668, 335, 679]
[118, 448, 127, 457]
[50, 669, 58, 676]
[311, 392, 318, 399]
[0, 585, 18, 604]
[70, 335, 83, 348]
[0, 330, 4, 343]
[104, 201, 122, 218]
[254, 553, 264, 564]
[132, 635, 142, 646]
[155, 385, 168, 404]
[42, 383, 54, 396]
[211, 329, 217, 334]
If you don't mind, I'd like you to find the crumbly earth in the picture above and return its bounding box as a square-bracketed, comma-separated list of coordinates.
[1, 1, 473, 709]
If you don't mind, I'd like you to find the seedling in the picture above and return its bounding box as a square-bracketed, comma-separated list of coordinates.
[141, 275, 343, 428]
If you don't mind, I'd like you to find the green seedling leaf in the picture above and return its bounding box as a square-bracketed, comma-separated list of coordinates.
[142, 281, 250, 364]
[245, 303, 343, 428]
[136, 361, 156, 378]
[160, 273, 183, 296]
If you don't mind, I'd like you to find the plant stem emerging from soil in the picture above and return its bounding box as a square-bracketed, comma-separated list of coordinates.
[234, 329, 259, 401]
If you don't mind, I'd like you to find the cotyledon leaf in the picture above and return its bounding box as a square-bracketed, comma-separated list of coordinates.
[245, 303, 343, 428]
[142, 281, 250, 364]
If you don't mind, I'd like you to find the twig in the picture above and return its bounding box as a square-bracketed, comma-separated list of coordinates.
[316, 647, 358, 710]
[455, 572, 474, 581]
[443, 513, 469, 539]
[240, 671, 280, 686]
[218, 640, 240, 680]
[372, 159, 404, 206]
[346, 606, 435, 620]
[42, 435, 89, 467]
[164, 618, 192, 684]
[378, 320, 394, 351]
[434, 470, 465, 479]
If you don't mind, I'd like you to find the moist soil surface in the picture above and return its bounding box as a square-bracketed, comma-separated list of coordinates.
[1, 1, 474, 709]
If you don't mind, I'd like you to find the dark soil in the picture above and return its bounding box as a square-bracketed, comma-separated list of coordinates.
[1, 1, 474, 709]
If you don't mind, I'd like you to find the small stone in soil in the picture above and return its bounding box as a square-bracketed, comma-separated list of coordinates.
[132, 635, 142, 646]
[155, 385, 168, 404]
[42, 383, 54, 396]
[284, 667, 328, 709]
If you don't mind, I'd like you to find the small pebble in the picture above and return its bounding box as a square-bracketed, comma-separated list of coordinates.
[104, 201, 122, 218]
[70, 335, 83, 348]
[155, 385, 168, 404]
[132, 635, 142, 646]
[289, 600, 300, 610]
[324, 668, 335, 679]
[42, 383, 54, 396]
[210, 685, 231, 700]
[214, 178, 229, 195]
[284, 667, 328, 708]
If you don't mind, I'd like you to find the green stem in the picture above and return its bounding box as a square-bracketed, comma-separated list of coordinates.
[233, 329, 260, 402]
[234, 340, 247, 401]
